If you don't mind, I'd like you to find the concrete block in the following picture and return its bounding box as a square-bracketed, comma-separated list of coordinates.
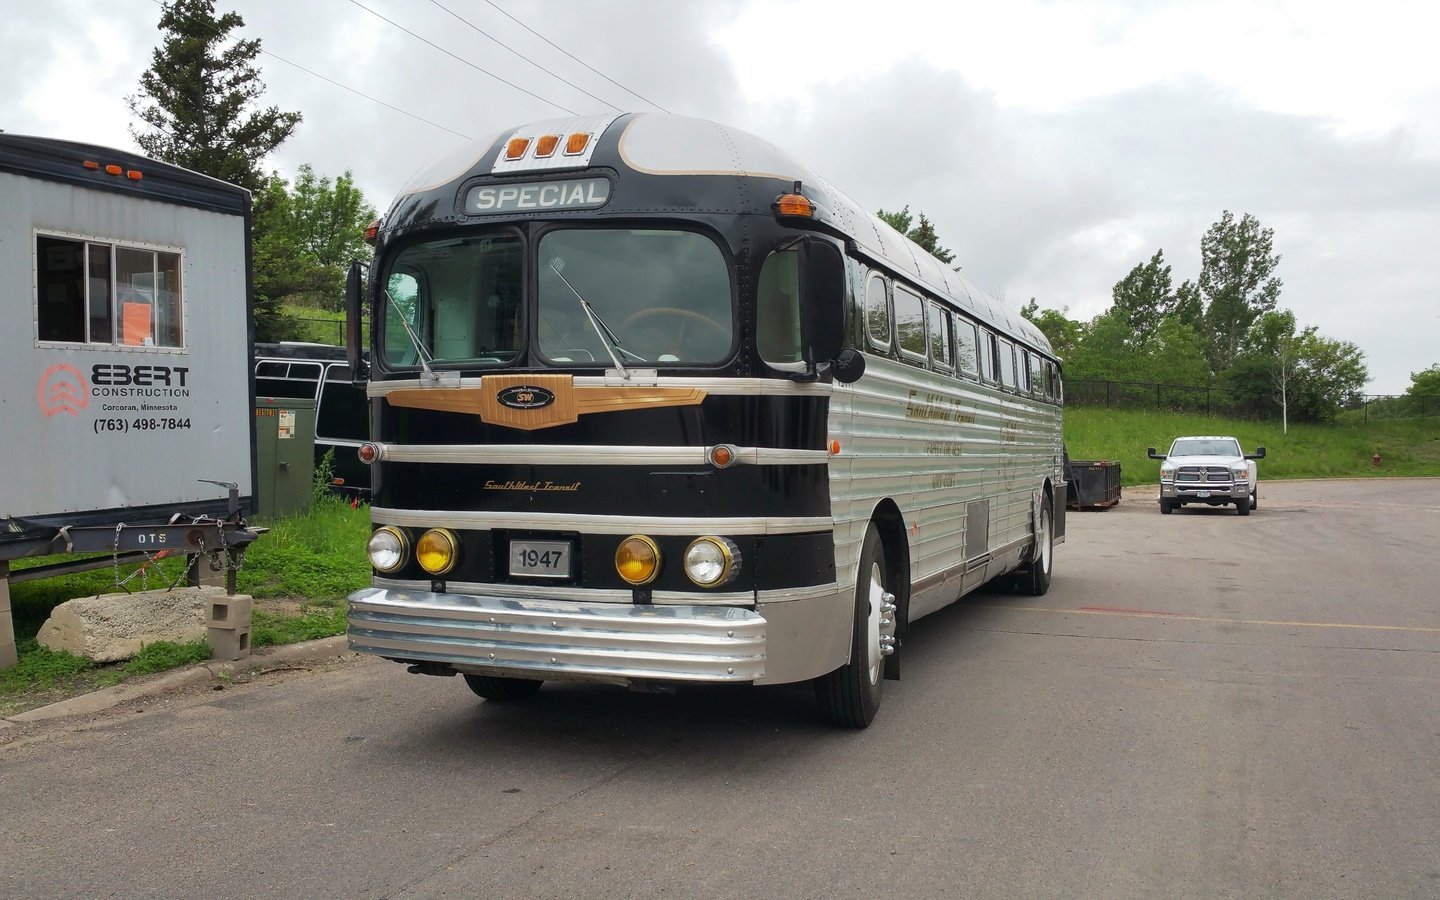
[206, 594, 253, 629]
[207, 625, 252, 661]
[35, 586, 229, 663]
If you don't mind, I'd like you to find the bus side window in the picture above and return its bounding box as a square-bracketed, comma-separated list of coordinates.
[894, 285, 927, 364]
[1018, 348, 1032, 393]
[1029, 352, 1044, 398]
[997, 338, 1016, 390]
[928, 302, 953, 373]
[955, 318, 979, 380]
[864, 272, 890, 351]
[978, 329, 996, 383]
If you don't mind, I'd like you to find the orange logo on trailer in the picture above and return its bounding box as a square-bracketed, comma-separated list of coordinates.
[37, 364, 89, 417]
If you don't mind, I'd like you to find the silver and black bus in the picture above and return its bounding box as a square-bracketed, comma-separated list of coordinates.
[344, 113, 1065, 727]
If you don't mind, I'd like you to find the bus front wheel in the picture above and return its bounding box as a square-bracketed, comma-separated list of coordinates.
[814, 524, 895, 728]
[1020, 493, 1054, 596]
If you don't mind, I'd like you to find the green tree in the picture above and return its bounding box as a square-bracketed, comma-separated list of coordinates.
[1145, 316, 1210, 387]
[1198, 210, 1282, 373]
[876, 205, 956, 265]
[127, 0, 301, 193]
[1406, 364, 1440, 396]
[1020, 299, 1082, 361]
[1110, 250, 1174, 348]
[252, 167, 377, 325]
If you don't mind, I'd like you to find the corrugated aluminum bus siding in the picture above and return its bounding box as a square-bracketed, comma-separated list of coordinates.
[0, 170, 252, 520]
[830, 357, 1062, 621]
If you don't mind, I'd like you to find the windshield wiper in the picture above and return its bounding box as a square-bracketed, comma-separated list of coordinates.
[547, 258, 642, 379]
[384, 288, 442, 384]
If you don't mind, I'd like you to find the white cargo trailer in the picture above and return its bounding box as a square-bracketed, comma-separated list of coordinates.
[0, 134, 260, 669]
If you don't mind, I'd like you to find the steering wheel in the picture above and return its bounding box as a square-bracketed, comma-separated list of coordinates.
[621, 307, 729, 357]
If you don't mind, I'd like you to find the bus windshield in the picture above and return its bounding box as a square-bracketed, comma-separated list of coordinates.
[537, 229, 733, 365]
[382, 231, 522, 367]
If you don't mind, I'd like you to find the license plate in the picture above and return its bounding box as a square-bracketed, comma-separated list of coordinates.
[1196, 490, 1211, 498]
[509, 540, 572, 579]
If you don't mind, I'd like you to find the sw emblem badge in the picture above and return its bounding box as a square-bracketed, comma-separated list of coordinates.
[497, 385, 556, 410]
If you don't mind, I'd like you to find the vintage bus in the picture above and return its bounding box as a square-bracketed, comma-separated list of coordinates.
[344, 113, 1065, 727]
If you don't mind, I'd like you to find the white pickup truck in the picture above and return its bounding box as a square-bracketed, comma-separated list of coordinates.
[1147, 436, 1266, 516]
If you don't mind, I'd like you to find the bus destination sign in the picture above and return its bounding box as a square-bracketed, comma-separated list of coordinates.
[464, 177, 611, 215]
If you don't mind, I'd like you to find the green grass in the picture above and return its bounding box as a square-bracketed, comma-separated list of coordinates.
[2, 496, 370, 705]
[282, 303, 368, 346]
[1065, 408, 1440, 486]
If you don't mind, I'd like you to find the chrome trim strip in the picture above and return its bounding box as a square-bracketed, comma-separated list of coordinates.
[370, 443, 829, 466]
[371, 577, 838, 607]
[347, 587, 766, 682]
[368, 376, 833, 399]
[371, 508, 833, 536]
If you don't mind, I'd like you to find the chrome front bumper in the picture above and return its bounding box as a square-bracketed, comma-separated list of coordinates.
[347, 587, 767, 683]
[1160, 481, 1248, 501]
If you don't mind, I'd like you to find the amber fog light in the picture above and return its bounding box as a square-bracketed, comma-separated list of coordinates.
[367, 526, 409, 573]
[615, 535, 661, 585]
[683, 536, 740, 587]
[416, 528, 459, 576]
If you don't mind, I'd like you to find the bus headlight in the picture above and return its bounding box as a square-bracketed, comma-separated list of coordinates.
[683, 536, 740, 587]
[367, 526, 409, 573]
[416, 528, 459, 576]
[616, 535, 661, 585]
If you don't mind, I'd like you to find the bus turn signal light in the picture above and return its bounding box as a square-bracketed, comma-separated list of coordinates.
[775, 193, 814, 218]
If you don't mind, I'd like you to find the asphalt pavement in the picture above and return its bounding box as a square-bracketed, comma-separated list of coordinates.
[2, 478, 1437, 898]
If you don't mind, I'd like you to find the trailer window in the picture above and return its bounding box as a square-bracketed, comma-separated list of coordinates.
[36, 234, 182, 348]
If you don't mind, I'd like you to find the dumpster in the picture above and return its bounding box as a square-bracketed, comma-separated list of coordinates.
[1067, 460, 1121, 510]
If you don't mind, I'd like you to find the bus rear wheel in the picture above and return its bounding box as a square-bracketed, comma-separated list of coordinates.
[814, 524, 895, 728]
[463, 673, 544, 702]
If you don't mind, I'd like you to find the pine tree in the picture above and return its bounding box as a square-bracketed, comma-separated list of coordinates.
[127, 0, 301, 192]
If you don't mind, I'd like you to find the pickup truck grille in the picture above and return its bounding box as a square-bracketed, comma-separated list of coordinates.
[1176, 466, 1231, 483]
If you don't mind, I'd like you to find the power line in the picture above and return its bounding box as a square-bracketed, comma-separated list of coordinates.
[426, 0, 620, 113]
[479, 0, 669, 113]
[141, 0, 472, 141]
[342, 0, 579, 115]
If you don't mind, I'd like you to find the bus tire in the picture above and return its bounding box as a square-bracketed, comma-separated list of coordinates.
[463, 673, 543, 702]
[814, 525, 894, 728]
[1020, 493, 1054, 596]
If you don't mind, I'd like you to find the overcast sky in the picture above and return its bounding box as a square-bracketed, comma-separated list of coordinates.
[3, 0, 1437, 393]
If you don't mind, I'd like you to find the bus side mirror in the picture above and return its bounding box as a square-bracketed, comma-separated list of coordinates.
[345, 260, 368, 385]
[800, 239, 846, 371]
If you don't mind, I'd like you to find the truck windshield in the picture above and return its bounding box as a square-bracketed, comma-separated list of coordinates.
[537, 229, 733, 365]
[380, 231, 523, 368]
[1171, 439, 1242, 457]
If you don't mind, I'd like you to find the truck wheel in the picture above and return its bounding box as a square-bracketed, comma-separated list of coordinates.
[815, 524, 894, 728]
[1251, 489, 1258, 510]
[1237, 496, 1251, 516]
[1160, 498, 1173, 515]
[463, 673, 543, 702]
[1020, 494, 1054, 596]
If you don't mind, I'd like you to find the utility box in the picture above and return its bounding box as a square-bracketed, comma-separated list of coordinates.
[255, 397, 317, 519]
[1068, 460, 1121, 510]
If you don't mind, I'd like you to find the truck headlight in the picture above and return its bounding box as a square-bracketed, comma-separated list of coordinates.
[683, 536, 740, 587]
[1160, 464, 1176, 479]
[1231, 465, 1249, 480]
[367, 526, 409, 573]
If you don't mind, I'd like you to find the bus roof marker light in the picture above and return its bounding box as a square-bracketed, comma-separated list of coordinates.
[126, 170, 143, 181]
[82, 160, 100, 170]
[104, 164, 122, 176]
[363, 219, 381, 244]
[505, 137, 531, 160]
[564, 133, 591, 155]
[535, 134, 560, 157]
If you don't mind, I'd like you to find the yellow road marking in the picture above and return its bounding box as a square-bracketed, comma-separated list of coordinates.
[978, 605, 1440, 635]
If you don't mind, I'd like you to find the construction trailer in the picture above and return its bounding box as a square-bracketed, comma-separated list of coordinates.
[0, 134, 261, 669]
